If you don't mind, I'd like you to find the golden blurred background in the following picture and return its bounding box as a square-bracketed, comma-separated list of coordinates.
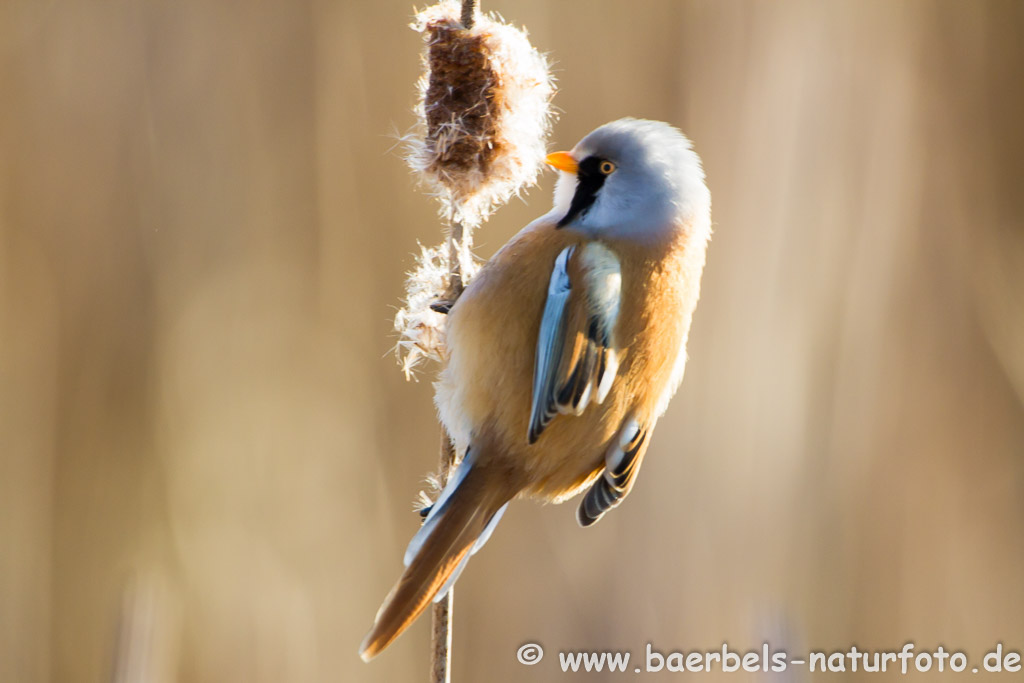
[2, 1, 1023, 681]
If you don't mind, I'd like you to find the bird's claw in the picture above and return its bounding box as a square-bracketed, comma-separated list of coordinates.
[430, 300, 453, 314]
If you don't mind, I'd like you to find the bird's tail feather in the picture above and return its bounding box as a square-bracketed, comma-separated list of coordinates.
[359, 454, 512, 661]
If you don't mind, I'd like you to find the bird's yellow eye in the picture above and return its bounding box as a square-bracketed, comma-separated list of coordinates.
[599, 160, 616, 175]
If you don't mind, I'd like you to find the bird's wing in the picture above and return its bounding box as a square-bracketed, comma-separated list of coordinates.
[528, 242, 621, 444]
[577, 417, 651, 526]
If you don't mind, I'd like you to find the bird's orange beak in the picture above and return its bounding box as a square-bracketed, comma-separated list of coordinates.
[545, 151, 578, 174]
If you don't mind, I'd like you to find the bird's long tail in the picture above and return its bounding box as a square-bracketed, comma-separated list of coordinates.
[359, 450, 513, 661]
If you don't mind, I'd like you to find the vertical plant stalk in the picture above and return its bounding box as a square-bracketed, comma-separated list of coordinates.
[431, 5, 475, 679]
[445, 221, 466, 304]
[460, 0, 476, 31]
[430, 433, 457, 683]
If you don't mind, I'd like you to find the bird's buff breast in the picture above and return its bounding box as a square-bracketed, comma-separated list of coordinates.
[434, 220, 696, 501]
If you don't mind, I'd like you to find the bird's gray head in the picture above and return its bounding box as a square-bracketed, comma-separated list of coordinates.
[547, 118, 710, 243]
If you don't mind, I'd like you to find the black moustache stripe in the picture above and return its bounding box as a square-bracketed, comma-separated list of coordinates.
[557, 156, 609, 228]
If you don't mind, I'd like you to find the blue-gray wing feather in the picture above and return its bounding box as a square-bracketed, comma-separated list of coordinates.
[527, 244, 620, 444]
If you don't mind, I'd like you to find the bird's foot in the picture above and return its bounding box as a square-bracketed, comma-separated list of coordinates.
[429, 300, 453, 314]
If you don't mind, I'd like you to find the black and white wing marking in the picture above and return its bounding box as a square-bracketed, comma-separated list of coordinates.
[577, 417, 651, 526]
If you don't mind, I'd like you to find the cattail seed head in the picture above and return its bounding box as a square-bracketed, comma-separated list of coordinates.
[407, 0, 555, 229]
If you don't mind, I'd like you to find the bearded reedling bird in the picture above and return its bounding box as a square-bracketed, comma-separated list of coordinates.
[360, 118, 712, 660]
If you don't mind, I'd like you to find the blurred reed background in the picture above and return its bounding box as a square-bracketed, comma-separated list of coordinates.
[2, 1, 1023, 681]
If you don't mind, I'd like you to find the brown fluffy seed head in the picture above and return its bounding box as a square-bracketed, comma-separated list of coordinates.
[407, 1, 555, 229]
[424, 27, 498, 175]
